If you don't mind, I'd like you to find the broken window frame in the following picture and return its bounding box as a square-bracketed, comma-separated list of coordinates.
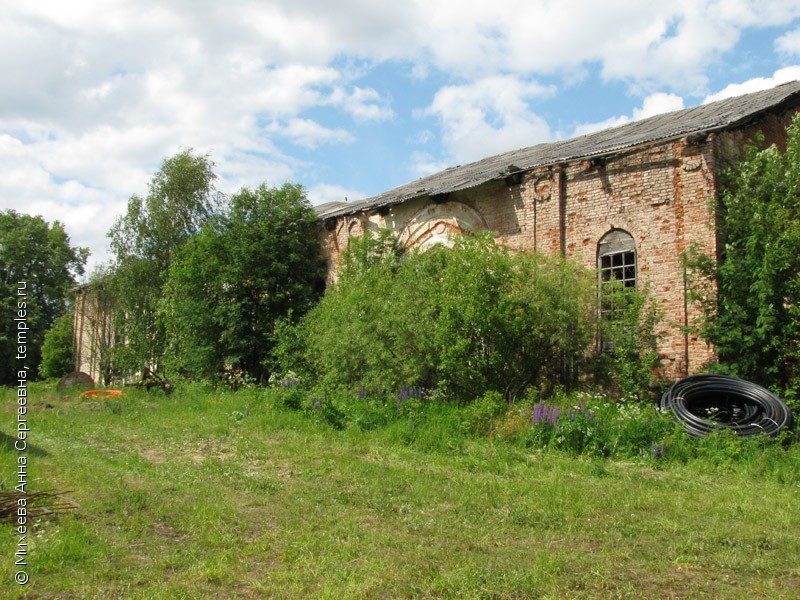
[597, 229, 637, 351]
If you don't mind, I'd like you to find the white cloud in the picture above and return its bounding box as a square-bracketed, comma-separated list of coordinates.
[406, 130, 434, 145]
[777, 28, 800, 55]
[272, 118, 356, 149]
[3, 0, 800, 266]
[703, 66, 800, 102]
[306, 183, 366, 205]
[633, 93, 685, 119]
[329, 87, 394, 122]
[423, 75, 554, 163]
[411, 1, 800, 92]
[572, 92, 685, 137]
[409, 151, 449, 178]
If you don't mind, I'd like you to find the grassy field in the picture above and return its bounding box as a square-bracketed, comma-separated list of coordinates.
[1, 384, 799, 599]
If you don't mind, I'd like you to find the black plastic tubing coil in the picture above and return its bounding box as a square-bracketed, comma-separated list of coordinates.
[659, 374, 794, 438]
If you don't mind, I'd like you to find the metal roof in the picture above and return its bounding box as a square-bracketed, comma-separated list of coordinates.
[315, 81, 800, 220]
[314, 200, 350, 217]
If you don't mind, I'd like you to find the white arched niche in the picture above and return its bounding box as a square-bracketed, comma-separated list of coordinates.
[398, 201, 488, 250]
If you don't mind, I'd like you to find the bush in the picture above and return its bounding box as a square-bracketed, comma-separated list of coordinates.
[294, 233, 598, 403]
[162, 182, 324, 383]
[596, 282, 665, 401]
[496, 389, 679, 459]
[460, 390, 509, 435]
[687, 116, 800, 394]
[40, 313, 75, 379]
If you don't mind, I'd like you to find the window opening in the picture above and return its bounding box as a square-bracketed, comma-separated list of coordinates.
[598, 229, 637, 350]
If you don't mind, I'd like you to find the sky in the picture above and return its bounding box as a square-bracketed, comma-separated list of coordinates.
[4, 1, 800, 275]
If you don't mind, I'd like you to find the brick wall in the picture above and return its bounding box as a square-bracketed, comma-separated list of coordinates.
[320, 106, 799, 380]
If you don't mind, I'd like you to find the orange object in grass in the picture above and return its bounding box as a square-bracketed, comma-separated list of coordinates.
[80, 389, 124, 399]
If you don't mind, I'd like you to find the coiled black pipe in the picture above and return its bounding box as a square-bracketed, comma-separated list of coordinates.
[659, 374, 793, 438]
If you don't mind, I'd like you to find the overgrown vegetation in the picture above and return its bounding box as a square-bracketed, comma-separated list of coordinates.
[597, 282, 664, 401]
[689, 113, 800, 399]
[0, 211, 87, 384]
[106, 149, 223, 375]
[162, 183, 324, 383]
[39, 313, 74, 379]
[1, 383, 799, 598]
[289, 231, 600, 402]
[94, 150, 324, 385]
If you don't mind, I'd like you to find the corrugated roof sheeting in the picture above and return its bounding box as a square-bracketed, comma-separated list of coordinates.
[317, 81, 800, 219]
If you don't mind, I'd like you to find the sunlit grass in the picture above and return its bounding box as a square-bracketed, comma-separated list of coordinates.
[0, 383, 799, 598]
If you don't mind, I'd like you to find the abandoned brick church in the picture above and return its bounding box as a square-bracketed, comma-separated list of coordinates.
[313, 81, 800, 379]
[75, 81, 800, 382]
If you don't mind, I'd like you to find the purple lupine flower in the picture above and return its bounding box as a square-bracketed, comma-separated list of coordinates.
[532, 403, 562, 427]
[532, 403, 544, 425]
[651, 442, 666, 459]
[397, 384, 423, 406]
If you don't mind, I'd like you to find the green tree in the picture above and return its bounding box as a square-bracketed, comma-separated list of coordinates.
[40, 313, 75, 379]
[163, 182, 324, 383]
[0, 211, 87, 384]
[107, 149, 222, 375]
[692, 115, 800, 393]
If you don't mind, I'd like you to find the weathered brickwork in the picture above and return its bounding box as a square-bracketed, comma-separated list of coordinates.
[320, 97, 800, 380]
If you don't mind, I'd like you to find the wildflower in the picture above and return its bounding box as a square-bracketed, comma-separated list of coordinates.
[532, 403, 546, 425]
[311, 392, 326, 410]
[397, 384, 423, 407]
[532, 403, 561, 427]
[651, 442, 666, 459]
[550, 407, 560, 427]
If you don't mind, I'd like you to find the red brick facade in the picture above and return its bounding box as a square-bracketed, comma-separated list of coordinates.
[320, 96, 800, 380]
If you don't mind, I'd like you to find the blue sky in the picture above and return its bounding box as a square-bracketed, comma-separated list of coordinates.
[3, 1, 800, 273]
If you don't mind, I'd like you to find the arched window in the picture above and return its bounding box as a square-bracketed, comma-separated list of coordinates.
[598, 230, 636, 352]
[598, 229, 636, 291]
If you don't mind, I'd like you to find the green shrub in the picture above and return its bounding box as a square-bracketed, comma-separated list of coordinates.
[596, 283, 665, 401]
[460, 390, 509, 435]
[686, 116, 800, 394]
[295, 233, 598, 402]
[269, 373, 304, 410]
[304, 390, 348, 430]
[498, 390, 679, 459]
[40, 312, 75, 379]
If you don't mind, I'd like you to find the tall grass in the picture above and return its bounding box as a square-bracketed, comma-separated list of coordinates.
[0, 382, 799, 598]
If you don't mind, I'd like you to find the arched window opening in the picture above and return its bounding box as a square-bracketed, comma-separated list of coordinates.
[598, 229, 637, 351]
[598, 229, 636, 291]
